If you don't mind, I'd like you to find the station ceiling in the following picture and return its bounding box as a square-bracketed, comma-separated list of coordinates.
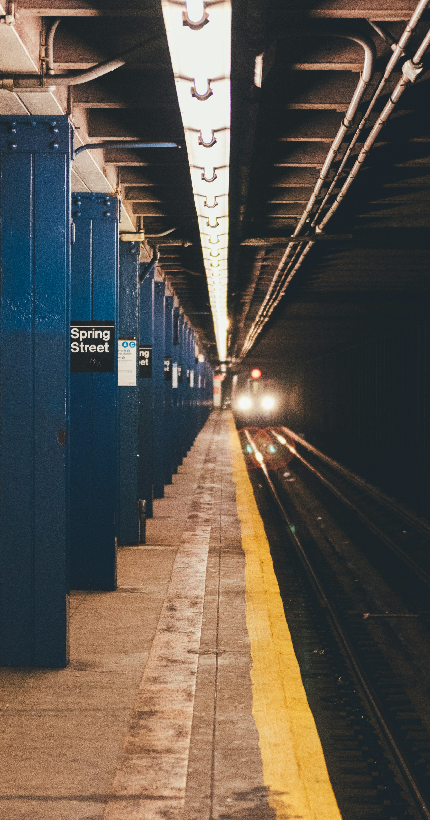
[1, 0, 430, 370]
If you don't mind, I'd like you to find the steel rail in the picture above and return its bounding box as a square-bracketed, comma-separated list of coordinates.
[243, 427, 430, 820]
[267, 428, 430, 588]
[276, 425, 430, 539]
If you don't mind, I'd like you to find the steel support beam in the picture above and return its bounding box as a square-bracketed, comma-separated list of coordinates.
[117, 241, 140, 546]
[163, 294, 174, 486]
[0, 115, 71, 667]
[138, 265, 154, 518]
[69, 192, 119, 591]
[153, 279, 165, 499]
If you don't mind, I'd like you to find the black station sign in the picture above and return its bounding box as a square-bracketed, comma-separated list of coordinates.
[164, 356, 172, 381]
[70, 321, 115, 373]
[139, 345, 152, 378]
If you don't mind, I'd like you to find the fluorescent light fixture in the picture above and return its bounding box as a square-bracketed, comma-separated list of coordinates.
[161, 0, 231, 362]
[184, 0, 207, 25]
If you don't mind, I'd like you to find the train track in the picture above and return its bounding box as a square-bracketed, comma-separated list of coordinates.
[241, 426, 430, 820]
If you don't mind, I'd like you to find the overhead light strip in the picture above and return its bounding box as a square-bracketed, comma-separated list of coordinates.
[161, 0, 231, 362]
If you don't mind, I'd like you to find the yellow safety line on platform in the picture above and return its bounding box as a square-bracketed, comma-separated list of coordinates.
[229, 417, 342, 820]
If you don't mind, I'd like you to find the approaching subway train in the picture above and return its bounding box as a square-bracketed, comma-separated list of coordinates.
[231, 368, 284, 425]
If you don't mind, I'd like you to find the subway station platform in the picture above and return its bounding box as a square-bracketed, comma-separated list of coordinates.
[0, 412, 341, 820]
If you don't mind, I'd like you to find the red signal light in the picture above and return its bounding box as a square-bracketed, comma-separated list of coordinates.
[251, 368, 262, 380]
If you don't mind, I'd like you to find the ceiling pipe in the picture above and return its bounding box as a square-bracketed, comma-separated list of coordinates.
[231, 249, 265, 358]
[317, 27, 430, 230]
[241, 235, 352, 245]
[240, 0, 430, 358]
[146, 227, 178, 238]
[239, 29, 376, 357]
[257, 23, 430, 331]
[46, 18, 61, 74]
[290, 30, 375, 238]
[314, 0, 429, 222]
[0, 33, 158, 91]
[367, 20, 398, 50]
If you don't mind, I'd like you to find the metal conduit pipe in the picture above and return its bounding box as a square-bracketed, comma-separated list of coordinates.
[317, 27, 430, 230]
[367, 20, 398, 49]
[314, 0, 429, 222]
[239, 0, 430, 359]
[251, 13, 427, 346]
[245, 26, 430, 354]
[52, 56, 126, 86]
[239, 30, 375, 358]
[294, 31, 375, 236]
[241, 242, 308, 355]
[0, 37, 156, 91]
[46, 18, 61, 73]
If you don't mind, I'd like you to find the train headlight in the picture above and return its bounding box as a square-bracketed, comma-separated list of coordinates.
[237, 395, 252, 411]
[261, 395, 275, 410]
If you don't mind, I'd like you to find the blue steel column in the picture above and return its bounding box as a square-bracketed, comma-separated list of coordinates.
[181, 321, 188, 459]
[70, 193, 119, 590]
[186, 326, 194, 451]
[171, 305, 180, 474]
[196, 357, 202, 433]
[118, 242, 139, 545]
[164, 295, 174, 485]
[153, 280, 165, 499]
[206, 361, 213, 421]
[0, 115, 72, 667]
[138, 266, 154, 518]
[189, 331, 196, 443]
[188, 326, 195, 448]
[182, 322, 189, 457]
[202, 360, 207, 425]
[177, 312, 185, 467]
[192, 333, 198, 440]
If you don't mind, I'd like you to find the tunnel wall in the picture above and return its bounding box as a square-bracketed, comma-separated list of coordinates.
[283, 322, 430, 521]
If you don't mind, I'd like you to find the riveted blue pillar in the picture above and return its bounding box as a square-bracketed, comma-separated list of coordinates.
[171, 305, 180, 474]
[118, 242, 139, 545]
[164, 295, 174, 485]
[0, 115, 72, 667]
[176, 312, 185, 468]
[190, 331, 197, 443]
[153, 280, 165, 499]
[181, 321, 189, 459]
[185, 326, 195, 451]
[201, 360, 207, 426]
[205, 360, 213, 422]
[138, 265, 154, 518]
[201, 359, 207, 428]
[69, 193, 119, 590]
[201, 360, 209, 427]
[191, 332, 197, 443]
[184, 322, 191, 456]
[196, 356, 202, 433]
[189, 331, 195, 443]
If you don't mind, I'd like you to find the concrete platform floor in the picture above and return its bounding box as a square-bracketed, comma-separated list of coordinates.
[0, 412, 272, 820]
